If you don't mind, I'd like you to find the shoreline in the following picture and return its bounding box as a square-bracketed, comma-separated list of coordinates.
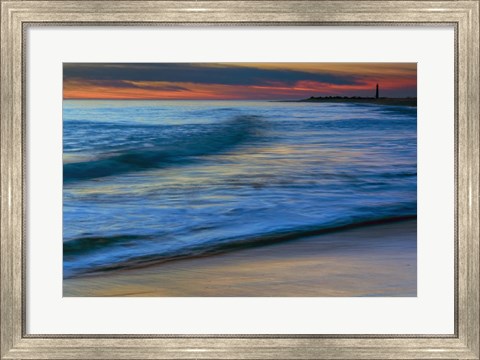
[276, 98, 417, 107]
[64, 220, 417, 297]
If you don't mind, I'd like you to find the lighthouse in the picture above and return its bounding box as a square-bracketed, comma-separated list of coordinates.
[375, 83, 379, 99]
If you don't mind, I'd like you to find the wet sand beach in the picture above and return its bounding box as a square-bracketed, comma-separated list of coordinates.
[64, 220, 416, 297]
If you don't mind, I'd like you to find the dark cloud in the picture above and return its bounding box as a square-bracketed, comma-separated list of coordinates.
[67, 79, 189, 92]
[63, 63, 360, 87]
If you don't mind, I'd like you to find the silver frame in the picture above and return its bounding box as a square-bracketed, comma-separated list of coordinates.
[1, 1, 479, 359]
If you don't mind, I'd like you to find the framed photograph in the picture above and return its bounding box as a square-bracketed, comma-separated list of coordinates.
[1, 1, 478, 359]
[62, 61, 418, 298]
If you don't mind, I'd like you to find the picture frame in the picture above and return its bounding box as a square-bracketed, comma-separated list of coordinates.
[1, 0, 478, 358]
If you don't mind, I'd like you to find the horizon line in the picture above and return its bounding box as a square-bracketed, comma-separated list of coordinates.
[63, 96, 418, 101]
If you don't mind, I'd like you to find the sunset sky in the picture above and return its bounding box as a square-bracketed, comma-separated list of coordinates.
[63, 63, 417, 100]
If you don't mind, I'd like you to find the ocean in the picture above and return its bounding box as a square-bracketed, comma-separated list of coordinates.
[63, 100, 417, 278]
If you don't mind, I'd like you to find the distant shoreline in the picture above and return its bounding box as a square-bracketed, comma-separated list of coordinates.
[277, 97, 417, 107]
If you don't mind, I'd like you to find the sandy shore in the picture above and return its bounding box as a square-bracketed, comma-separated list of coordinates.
[63, 220, 416, 297]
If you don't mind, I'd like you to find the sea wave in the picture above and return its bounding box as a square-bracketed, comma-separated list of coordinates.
[62, 100, 417, 280]
[63, 115, 264, 182]
[63, 214, 416, 278]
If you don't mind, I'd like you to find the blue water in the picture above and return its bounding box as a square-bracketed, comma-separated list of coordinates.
[63, 100, 417, 278]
